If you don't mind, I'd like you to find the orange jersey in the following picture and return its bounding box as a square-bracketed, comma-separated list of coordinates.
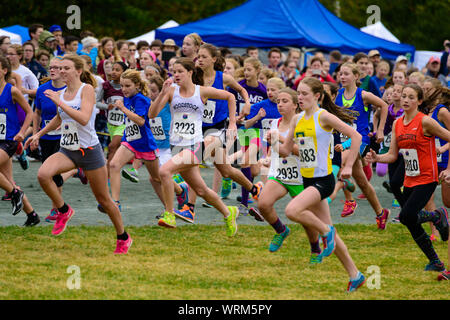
[395, 112, 438, 187]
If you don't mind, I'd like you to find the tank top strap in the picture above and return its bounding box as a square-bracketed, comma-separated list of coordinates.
[76, 83, 86, 100]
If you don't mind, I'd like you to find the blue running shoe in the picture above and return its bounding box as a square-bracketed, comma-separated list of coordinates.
[347, 272, 366, 292]
[309, 252, 323, 265]
[176, 182, 189, 210]
[173, 174, 184, 184]
[221, 178, 232, 199]
[174, 204, 195, 224]
[320, 225, 336, 258]
[424, 260, 445, 272]
[18, 150, 29, 170]
[269, 226, 290, 252]
[392, 199, 400, 208]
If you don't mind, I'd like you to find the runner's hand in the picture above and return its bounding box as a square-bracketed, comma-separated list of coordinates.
[24, 134, 39, 151]
[365, 148, 378, 163]
[375, 131, 384, 144]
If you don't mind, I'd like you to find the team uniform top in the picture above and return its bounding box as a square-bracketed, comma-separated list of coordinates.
[58, 83, 99, 149]
[103, 80, 125, 127]
[335, 87, 371, 145]
[395, 112, 438, 188]
[0, 83, 21, 141]
[122, 92, 158, 153]
[246, 99, 282, 130]
[293, 109, 333, 178]
[382, 104, 404, 150]
[431, 104, 449, 169]
[202, 71, 228, 126]
[268, 118, 303, 185]
[149, 102, 171, 150]
[35, 81, 66, 140]
[170, 84, 204, 146]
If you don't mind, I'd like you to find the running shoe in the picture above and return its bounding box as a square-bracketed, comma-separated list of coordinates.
[238, 204, 249, 216]
[221, 178, 232, 199]
[248, 207, 265, 222]
[15, 141, 23, 155]
[309, 252, 323, 265]
[269, 226, 290, 252]
[392, 199, 400, 208]
[382, 181, 392, 193]
[52, 205, 75, 236]
[158, 211, 176, 228]
[392, 214, 401, 223]
[23, 212, 40, 227]
[341, 200, 357, 218]
[121, 168, 139, 183]
[232, 182, 237, 189]
[2, 192, 11, 201]
[437, 270, 450, 281]
[251, 181, 264, 200]
[114, 235, 133, 254]
[11, 188, 24, 216]
[77, 168, 88, 185]
[174, 205, 195, 224]
[424, 260, 445, 272]
[45, 208, 59, 222]
[176, 182, 189, 210]
[347, 272, 366, 293]
[18, 150, 29, 170]
[320, 225, 336, 258]
[376, 208, 390, 230]
[430, 234, 438, 241]
[433, 207, 449, 241]
[236, 195, 254, 204]
[202, 202, 213, 208]
[342, 179, 355, 192]
[173, 174, 184, 184]
[224, 206, 239, 237]
[357, 193, 367, 200]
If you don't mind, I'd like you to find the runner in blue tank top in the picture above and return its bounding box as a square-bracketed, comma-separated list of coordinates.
[337, 62, 391, 230]
[181, 44, 263, 217]
[0, 56, 39, 226]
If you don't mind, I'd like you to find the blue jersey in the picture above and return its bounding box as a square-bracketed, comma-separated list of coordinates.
[0, 83, 21, 140]
[35, 81, 66, 140]
[149, 102, 171, 150]
[122, 93, 158, 152]
[335, 87, 371, 145]
[246, 99, 281, 129]
[203, 71, 228, 127]
[431, 104, 449, 169]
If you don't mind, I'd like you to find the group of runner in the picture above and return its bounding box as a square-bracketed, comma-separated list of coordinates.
[1, 30, 449, 288]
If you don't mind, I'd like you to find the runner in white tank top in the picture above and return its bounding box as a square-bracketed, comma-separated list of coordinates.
[149, 57, 239, 235]
[26, 54, 132, 254]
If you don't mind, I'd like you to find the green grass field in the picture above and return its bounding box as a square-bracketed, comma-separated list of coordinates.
[0, 223, 448, 300]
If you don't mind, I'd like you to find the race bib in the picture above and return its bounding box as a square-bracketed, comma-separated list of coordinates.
[0, 113, 6, 140]
[108, 108, 125, 126]
[340, 123, 357, 142]
[173, 113, 197, 140]
[275, 156, 300, 184]
[436, 139, 442, 163]
[44, 120, 61, 136]
[296, 136, 318, 168]
[384, 132, 392, 148]
[125, 118, 142, 142]
[203, 100, 216, 124]
[60, 122, 80, 151]
[400, 148, 420, 176]
[150, 117, 166, 140]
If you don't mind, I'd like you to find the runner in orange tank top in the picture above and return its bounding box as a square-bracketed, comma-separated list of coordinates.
[366, 84, 450, 273]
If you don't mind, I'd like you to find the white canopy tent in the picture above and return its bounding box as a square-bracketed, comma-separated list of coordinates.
[360, 21, 400, 44]
[128, 20, 179, 44]
[0, 28, 22, 44]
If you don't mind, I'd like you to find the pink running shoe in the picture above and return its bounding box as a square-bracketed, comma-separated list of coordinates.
[114, 236, 133, 254]
[357, 193, 367, 200]
[341, 200, 357, 217]
[52, 206, 75, 236]
[376, 208, 390, 230]
[45, 208, 59, 222]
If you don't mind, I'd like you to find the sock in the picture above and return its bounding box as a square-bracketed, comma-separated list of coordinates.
[58, 203, 69, 214]
[310, 240, 321, 254]
[270, 218, 286, 234]
[117, 231, 129, 241]
[188, 203, 195, 212]
[27, 210, 36, 216]
[327, 197, 332, 204]
[350, 271, 362, 281]
[376, 208, 384, 217]
[414, 233, 439, 262]
[250, 185, 258, 196]
[417, 210, 438, 224]
[241, 167, 252, 207]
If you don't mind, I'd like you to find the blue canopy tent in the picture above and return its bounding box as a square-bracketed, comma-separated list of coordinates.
[2, 25, 30, 44]
[155, 0, 415, 61]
